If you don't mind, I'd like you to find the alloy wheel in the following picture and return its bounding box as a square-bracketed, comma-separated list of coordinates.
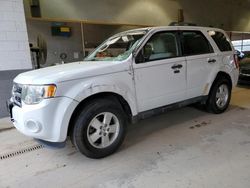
[87, 112, 120, 148]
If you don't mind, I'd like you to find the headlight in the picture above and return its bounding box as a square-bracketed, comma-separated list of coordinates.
[21, 84, 57, 105]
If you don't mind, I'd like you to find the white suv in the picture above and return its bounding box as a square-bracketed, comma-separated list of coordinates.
[8, 26, 239, 158]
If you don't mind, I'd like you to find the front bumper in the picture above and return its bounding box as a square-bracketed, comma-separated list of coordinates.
[7, 97, 78, 142]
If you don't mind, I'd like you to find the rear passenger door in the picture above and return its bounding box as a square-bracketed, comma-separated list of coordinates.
[181, 30, 219, 99]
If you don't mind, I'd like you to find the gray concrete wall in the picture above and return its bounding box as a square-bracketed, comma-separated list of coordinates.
[27, 20, 84, 66]
[23, 0, 234, 30]
[26, 20, 142, 66]
[0, 69, 30, 118]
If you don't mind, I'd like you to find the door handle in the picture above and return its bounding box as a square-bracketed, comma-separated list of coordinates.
[171, 64, 183, 69]
[208, 59, 216, 63]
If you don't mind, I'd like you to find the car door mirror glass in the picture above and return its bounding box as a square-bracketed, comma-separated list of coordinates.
[143, 43, 153, 60]
[135, 44, 153, 64]
[135, 50, 145, 63]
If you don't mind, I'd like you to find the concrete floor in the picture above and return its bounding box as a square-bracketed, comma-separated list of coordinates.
[0, 86, 250, 188]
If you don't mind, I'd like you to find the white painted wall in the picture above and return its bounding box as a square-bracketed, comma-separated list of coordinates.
[230, 1, 250, 31]
[23, 0, 234, 30]
[0, 0, 32, 71]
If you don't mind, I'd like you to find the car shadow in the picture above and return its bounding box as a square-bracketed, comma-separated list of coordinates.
[62, 104, 245, 158]
[237, 84, 250, 89]
[120, 104, 243, 152]
[122, 106, 208, 150]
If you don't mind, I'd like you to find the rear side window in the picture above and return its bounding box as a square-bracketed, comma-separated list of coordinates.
[181, 31, 213, 56]
[208, 31, 232, 52]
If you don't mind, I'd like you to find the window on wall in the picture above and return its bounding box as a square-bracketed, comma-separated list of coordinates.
[231, 33, 250, 52]
[181, 31, 213, 56]
[144, 31, 179, 61]
[208, 31, 232, 52]
[233, 39, 250, 51]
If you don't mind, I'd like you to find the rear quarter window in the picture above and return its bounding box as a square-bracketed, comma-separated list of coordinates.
[208, 31, 232, 52]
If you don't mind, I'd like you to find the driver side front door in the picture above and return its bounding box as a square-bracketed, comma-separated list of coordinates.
[133, 30, 187, 112]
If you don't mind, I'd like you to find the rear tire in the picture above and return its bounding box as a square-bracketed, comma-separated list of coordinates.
[71, 98, 127, 159]
[206, 77, 231, 114]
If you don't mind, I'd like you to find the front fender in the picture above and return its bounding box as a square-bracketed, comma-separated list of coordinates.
[56, 74, 138, 116]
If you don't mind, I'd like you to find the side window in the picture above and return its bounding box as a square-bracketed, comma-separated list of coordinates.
[182, 31, 213, 56]
[136, 31, 179, 63]
[208, 31, 232, 52]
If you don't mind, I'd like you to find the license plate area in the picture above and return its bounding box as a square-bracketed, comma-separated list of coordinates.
[6, 100, 14, 121]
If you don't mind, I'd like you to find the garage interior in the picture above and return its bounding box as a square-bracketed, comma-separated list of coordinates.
[0, 0, 250, 187]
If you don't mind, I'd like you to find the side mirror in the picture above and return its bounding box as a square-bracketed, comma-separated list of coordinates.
[143, 43, 153, 60]
[135, 43, 153, 64]
[235, 50, 245, 60]
[135, 51, 145, 63]
[235, 50, 240, 56]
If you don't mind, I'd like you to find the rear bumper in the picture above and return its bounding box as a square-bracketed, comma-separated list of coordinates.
[8, 97, 78, 142]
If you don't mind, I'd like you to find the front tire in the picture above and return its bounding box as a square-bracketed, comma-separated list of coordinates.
[206, 78, 231, 114]
[71, 98, 127, 159]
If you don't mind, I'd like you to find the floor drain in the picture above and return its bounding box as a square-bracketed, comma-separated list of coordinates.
[0, 144, 44, 160]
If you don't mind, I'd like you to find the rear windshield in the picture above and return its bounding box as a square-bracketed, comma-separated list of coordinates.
[208, 31, 232, 52]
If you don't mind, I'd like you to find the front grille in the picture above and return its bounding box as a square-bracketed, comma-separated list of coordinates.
[12, 83, 22, 107]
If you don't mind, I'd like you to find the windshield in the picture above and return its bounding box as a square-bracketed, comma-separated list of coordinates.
[84, 30, 148, 61]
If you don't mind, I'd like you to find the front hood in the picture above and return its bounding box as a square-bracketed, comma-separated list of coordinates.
[14, 61, 129, 85]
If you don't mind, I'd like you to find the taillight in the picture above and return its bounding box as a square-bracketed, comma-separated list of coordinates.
[233, 54, 239, 69]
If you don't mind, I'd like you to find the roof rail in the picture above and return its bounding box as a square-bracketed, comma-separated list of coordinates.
[169, 22, 197, 26]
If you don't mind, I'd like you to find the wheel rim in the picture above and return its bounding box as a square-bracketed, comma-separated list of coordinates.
[215, 84, 229, 109]
[87, 112, 120, 149]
